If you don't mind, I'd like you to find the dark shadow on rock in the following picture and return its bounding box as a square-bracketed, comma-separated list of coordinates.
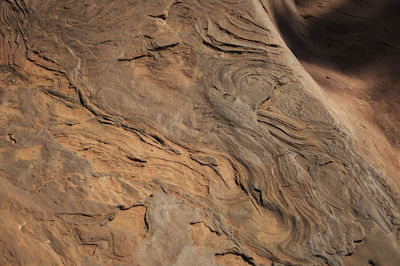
[273, 0, 400, 73]
[270, 0, 400, 150]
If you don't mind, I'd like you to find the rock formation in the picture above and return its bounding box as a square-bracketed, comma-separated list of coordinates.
[0, 0, 399, 265]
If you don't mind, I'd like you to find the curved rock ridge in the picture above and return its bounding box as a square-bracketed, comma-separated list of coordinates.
[0, 0, 399, 265]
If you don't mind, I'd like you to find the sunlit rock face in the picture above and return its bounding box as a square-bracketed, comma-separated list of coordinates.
[1, 0, 399, 265]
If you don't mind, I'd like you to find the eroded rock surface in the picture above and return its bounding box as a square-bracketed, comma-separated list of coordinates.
[0, 0, 399, 265]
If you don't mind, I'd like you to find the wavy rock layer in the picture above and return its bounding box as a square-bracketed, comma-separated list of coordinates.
[0, 0, 399, 265]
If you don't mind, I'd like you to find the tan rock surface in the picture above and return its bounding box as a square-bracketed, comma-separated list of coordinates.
[0, 0, 399, 265]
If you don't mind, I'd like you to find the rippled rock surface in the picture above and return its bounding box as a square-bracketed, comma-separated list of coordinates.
[1, 0, 400, 265]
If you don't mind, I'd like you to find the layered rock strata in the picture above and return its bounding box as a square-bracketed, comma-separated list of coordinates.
[0, 0, 399, 265]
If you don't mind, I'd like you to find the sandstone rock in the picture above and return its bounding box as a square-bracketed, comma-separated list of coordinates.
[0, 0, 399, 265]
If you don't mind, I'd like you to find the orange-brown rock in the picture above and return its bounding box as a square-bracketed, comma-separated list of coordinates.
[0, 0, 399, 265]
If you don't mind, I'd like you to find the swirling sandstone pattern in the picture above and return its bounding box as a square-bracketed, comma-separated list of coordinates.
[0, 0, 399, 265]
